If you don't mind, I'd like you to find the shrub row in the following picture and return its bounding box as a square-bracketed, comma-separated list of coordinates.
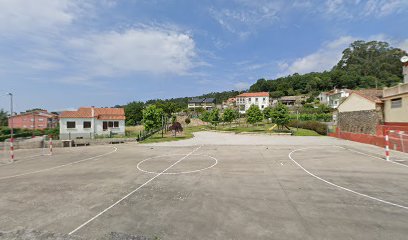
[288, 120, 328, 135]
[289, 113, 332, 122]
[0, 127, 59, 141]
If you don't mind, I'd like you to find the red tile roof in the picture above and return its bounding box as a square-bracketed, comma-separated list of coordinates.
[352, 89, 383, 103]
[60, 107, 125, 120]
[236, 92, 269, 97]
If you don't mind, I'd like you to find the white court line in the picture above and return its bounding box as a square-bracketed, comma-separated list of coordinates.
[137, 153, 218, 175]
[68, 145, 202, 236]
[0, 147, 118, 181]
[288, 147, 408, 211]
[338, 146, 408, 169]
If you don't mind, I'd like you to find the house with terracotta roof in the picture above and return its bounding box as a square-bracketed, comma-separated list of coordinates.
[336, 89, 383, 135]
[236, 92, 270, 113]
[8, 109, 58, 130]
[59, 107, 125, 140]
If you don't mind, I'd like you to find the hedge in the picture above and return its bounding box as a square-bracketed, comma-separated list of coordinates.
[288, 120, 328, 135]
[289, 113, 332, 122]
[0, 127, 59, 141]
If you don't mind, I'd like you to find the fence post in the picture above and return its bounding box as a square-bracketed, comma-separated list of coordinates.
[385, 131, 390, 161]
[49, 137, 53, 155]
[10, 137, 14, 162]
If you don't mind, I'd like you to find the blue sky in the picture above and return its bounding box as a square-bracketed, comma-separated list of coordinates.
[0, 0, 407, 112]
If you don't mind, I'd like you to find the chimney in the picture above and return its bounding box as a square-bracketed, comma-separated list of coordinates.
[404, 63, 408, 84]
[91, 106, 95, 118]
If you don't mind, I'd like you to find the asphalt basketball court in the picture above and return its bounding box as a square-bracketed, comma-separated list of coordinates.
[0, 132, 408, 239]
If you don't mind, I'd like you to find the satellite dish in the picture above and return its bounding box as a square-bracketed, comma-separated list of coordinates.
[401, 56, 408, 63]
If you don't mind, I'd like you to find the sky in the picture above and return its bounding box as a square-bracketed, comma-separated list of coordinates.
[0, 0, 407, 112]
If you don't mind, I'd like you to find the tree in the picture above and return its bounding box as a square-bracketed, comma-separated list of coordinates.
[0, 109, 8, 127]
[200, 111, 211, 123]
[270, 103, 290, 129]
[222, 108, 238, 126]
[142, 105, 163, 132]
[246, 105, 263, 125]
[185, 118, 191, 126]
[124, 101, 145, 126]
[169, 122, 183, 136]
[209, 108, 220, 126]
[263, 106, 273, 122]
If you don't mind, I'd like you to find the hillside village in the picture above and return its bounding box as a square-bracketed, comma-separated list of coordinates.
[2, 2, 408, 239]
[1, 40, 408, 152]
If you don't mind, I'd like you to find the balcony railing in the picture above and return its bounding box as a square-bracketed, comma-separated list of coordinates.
[383, 83, 408, 98]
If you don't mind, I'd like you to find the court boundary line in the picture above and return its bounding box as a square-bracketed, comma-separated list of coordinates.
[338, 146, 408, 169]
[288, 147, 408, 211]
[0, 147, 118, 181]
[136, 153, 218, 175]
[68, 145, 202, 236]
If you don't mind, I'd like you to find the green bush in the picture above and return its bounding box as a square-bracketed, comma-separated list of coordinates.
[288, 120, 328, 135]
[289, 113, 332, 122]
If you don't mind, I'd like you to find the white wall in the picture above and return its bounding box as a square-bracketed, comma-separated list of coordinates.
[60, 118, 125, 139]
[337, 94, 376, 112]
[237, 96, 270, 113]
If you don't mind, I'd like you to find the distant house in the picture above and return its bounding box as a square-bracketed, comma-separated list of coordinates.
[8, 110, 58, 130]
[277, 95, 306, 106]
[187, 98, 216, 111]
[336, 89, 383, 135]
[236, 92, 270, 113]
[318, 89, 352, 108]
[59, 107, 125, 140]
[222, 97, 236, 109]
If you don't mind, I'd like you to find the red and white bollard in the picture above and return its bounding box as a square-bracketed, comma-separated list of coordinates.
[385, 132, 390, 161]
[49, 137, 53, 155]
[10, 137, 14, 162]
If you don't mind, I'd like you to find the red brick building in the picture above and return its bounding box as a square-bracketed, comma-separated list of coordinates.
[8, 110, 59, 130]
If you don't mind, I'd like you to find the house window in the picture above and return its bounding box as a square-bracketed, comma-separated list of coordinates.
[103, 121, 119, 130]
[261, 105, 264, 109]
[391, 98, 402, 108]
[255, 98, 259, 102]
[263, 98, 266, 102]
[67, 121, 76, 129]
[248, 98, 251, 102]
[83, 121, 92, 128]
[38, 118, 44, 122]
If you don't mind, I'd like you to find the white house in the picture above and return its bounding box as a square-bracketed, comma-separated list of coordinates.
[59, 107, 125, 140]
[236, 92, 270, 114]
[318, 89, 352, 108]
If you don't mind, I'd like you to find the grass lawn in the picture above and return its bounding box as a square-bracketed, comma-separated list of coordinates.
[141, 122, 321, 143]
[140, 125, 206, 144]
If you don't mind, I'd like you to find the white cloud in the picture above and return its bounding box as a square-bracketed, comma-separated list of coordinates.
[278, 35, 408, 76]
[278, 36, 357, 75]
[0, 0, 78, 35]
[209, 0, 282, 38]
[234, 82, 250, 90]
[67, 27, 197, 78]
[322, 0, 408, 19]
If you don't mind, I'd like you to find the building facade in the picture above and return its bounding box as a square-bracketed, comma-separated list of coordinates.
[59, 107, 125, 140]
[187, 98, 216, 110]
[336, 90, 383, 135]
[383, 82, 408, 126]
[8, 110, 58, 130]
[236, 92, 270, 114]
[318, 89, 351, 108]
[222, 97, 236, 109]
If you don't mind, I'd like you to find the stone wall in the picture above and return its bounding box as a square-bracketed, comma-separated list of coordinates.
[337, 110, 383, 135]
